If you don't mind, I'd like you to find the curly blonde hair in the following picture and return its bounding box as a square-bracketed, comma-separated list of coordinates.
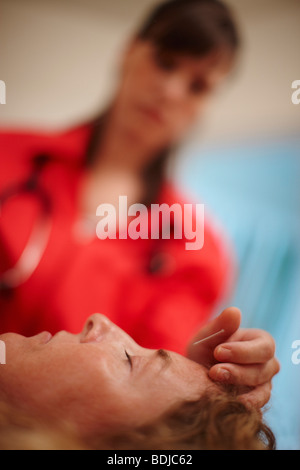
[93, 392, 276, 451]
[0, 391, 275, 450]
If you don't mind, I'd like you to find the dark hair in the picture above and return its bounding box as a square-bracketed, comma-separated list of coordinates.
[137, 0, 239, 58]
[86, 0, 239, 206]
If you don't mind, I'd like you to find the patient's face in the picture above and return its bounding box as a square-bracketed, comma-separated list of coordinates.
[0, 314, 220, 438]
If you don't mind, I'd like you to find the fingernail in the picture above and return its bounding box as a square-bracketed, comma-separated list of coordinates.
[216, 346, 232, 360]
[216, 368, 231, 382]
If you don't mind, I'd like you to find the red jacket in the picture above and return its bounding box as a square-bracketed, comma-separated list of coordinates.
[0, 122, 235, 354]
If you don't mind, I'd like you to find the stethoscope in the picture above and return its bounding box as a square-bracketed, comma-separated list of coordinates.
[0, 154, 52, 295]
[0, 119, 174, 296]
[0, 114, 103, 296]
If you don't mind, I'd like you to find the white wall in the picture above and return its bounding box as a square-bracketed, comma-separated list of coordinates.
[0, 0, 299, 145]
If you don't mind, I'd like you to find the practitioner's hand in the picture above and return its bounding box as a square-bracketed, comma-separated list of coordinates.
[187, 307, 280, 409]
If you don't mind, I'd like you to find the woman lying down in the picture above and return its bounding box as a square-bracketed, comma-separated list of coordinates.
[0, 307, 280, 450]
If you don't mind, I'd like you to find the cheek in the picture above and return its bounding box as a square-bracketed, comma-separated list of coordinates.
[169, 109, 195, 139]
[47, 350, 135, 425]
[175, 99, 203, 133]
[184, 98, 203, 121]
[125, 60, 159, 101]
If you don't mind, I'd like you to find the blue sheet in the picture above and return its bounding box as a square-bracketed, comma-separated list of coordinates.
[174, 137, 300, 450]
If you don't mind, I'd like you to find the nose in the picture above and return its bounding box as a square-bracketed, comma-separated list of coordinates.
[80, 313, 115, 343]
[161, 75, 187, 103]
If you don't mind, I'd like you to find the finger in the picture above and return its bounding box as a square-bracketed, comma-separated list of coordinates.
[209, 358, 280, 387]
[214, 335, 277, 364]
[187, 307, 241, 363]
[228, 328, 273, 342]
[238, 382, 273, 410]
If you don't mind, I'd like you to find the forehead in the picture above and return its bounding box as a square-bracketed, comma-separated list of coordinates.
[148, 351, 220, 399]
[175, 49, 233, 79]
[172, 360, 225, 403]
[172, 352, 210, 382]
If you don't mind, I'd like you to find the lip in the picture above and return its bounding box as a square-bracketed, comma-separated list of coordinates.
[35, 331, 53, 344]
[80, 333, 104, 344]
[137, 104, 166, 125]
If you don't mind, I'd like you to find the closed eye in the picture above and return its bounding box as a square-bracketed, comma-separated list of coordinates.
[125, 350, 133, 369]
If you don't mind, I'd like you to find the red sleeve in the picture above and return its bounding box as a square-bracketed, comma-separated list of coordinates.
[0, 122, 92, 177]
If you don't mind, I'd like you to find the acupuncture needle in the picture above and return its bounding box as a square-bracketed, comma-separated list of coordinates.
[193, 329, 225, 346]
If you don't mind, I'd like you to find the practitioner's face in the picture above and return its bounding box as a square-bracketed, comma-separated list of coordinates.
[114, 39, 233, 150]
[0, 314, 221, 438]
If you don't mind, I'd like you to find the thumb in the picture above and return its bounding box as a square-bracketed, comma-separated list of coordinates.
[187, 307, 241, 364]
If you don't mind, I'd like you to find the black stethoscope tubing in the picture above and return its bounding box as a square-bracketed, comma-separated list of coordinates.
[0, 154, 52, 294]
[0, 118, 173, 295]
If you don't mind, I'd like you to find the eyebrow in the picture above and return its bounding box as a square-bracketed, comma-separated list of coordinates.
[128, 349, 172, 375]
[155, 349, 172, 368]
